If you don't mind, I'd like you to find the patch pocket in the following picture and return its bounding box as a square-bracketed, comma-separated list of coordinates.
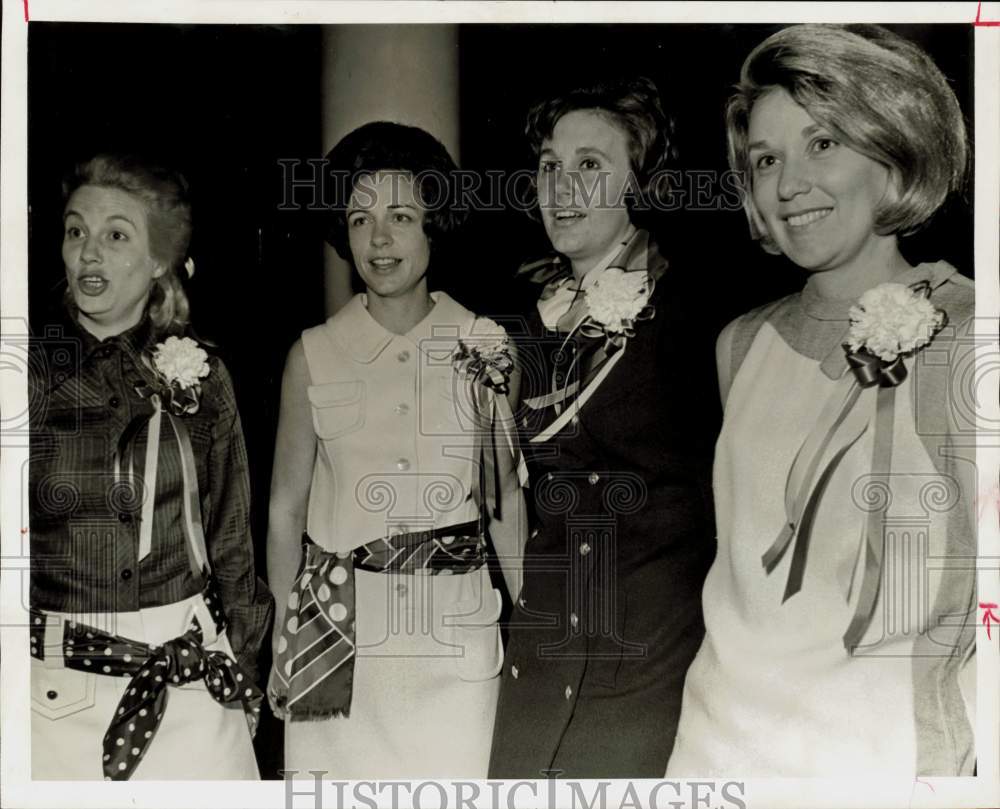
[308, 381, 365, 440]
[31, 659, 97, 721]
[446, 587, 504, 682]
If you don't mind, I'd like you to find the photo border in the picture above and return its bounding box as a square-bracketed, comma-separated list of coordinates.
[2, 3, 997, 808]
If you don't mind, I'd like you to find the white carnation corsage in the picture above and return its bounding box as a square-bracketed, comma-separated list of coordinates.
[138, 335, 211, 415]
[582, 268, 653, 338]
[846, 281, 947, 364]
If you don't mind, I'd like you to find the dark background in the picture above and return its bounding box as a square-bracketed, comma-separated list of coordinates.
[27, 22, 975, 778]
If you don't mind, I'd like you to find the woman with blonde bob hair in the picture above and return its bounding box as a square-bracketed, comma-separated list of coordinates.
[667, 25, 976, 777]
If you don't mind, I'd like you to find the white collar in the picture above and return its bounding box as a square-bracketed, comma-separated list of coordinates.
[328, 290, 470, 363]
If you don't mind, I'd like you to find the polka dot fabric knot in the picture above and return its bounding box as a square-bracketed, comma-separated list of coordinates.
[97, 626, 205, 780]
[41, 582, 263, 781]
[88, 619, 262, 781]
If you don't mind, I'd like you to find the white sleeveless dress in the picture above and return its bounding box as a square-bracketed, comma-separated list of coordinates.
[284, 292, 505, 779]
[666, 264, 976, 777]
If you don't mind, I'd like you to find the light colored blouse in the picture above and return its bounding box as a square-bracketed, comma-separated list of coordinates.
[667, 262, 976, 777]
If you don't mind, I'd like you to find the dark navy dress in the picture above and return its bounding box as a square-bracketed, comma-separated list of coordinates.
[489, 234, 719, 778]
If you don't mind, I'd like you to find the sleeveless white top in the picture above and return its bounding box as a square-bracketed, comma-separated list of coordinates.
[667, 264, 975, 777]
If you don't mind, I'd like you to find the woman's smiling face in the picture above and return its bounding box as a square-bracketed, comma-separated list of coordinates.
[748, 87, 895, 279]
[347, 171, 431, 303]
[536, 109, 634, 277]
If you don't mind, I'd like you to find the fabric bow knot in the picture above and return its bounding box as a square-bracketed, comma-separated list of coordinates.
[91, 619, 261, 780]
[845, 349, 908, 389]
[133, 373, 201, 417]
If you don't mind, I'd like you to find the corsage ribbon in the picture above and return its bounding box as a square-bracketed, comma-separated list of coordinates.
[762, 280, 946, 652]
[453, 338, 529, 504]
[271, 521, 484, 720]
[760, 357, 899, 653]
[113, 389, 209, 573]
[520, 229, 663, 443]
[761, 354, 906, 652]
[523, 332, 628, 443]
[31, 582, 261, 781]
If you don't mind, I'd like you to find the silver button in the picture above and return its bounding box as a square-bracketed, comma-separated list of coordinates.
[579, 542, 591, 556]
[570, 415, 580, 426]
[546, 473, 553, 482]
[522, 417, 530, 428]
[396, 458, 410, 471]
[564, 685, 573, 700]
[570, 612, 579, 629]
[530, 528, 540, 539]
[518, 596, 526, 608]
[511, 665, 519, 679]
[396, 583, 408, 597]
[393, 403, 410, 415]
[588, 472, 600, 485]
[397, 350, 411, 362]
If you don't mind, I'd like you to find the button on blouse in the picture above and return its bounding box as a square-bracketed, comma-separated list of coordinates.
[28, 311, 271, 674]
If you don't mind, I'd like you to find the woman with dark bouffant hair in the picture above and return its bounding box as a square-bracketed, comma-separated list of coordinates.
[30, 154, 272, 780]
[488, 77, 718, 778]
[667, 24, 975, 776]
[267, 121, 526, 778]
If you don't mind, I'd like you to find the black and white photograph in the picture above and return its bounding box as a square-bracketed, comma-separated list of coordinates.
[1, 2, 998, 808]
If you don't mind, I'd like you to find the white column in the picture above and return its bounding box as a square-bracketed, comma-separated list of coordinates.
[320, 24, 460, 315]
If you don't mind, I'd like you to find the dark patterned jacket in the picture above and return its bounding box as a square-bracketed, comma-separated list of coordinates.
[29, 309, 272, 678]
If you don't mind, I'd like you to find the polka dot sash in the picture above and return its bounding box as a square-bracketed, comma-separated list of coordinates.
[30, 583, 262, 781]
[271, 520, 484, 720]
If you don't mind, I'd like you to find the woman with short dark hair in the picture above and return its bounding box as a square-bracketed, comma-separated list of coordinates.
[30, 154, 271, 780]
[267, 121, 526, 778]
[667, 24, 975, 776]
[488, 77, 718, 778]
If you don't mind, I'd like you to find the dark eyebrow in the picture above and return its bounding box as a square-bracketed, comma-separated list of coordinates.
[538, 146, 614, 161]
[62, 210, 137, 229]
[387, 203, 417, 210]
[575, 146, 612, 160]
[748, 123, 826, 153]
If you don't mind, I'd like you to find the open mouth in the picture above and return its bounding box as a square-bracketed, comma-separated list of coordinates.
[77, 275, 108, 296]
[369, 257, 401, 269]
[552, 210, 585, 224]
[785, 209, 832, 229]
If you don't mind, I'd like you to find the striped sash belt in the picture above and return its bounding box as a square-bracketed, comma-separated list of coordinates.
[271, 520, 484, 720]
